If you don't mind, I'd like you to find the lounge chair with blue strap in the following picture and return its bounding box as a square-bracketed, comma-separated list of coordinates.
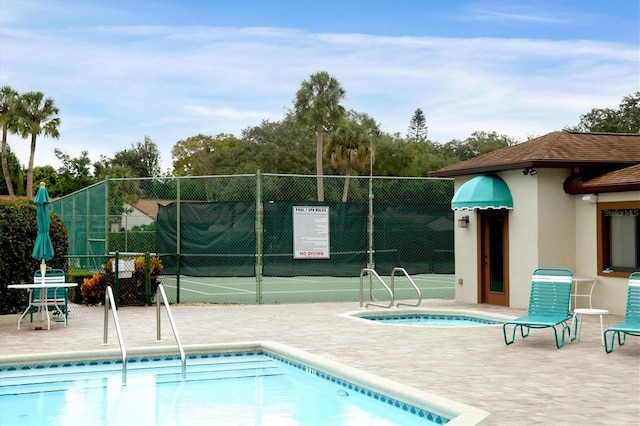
[28, 269, 69, 329]
[503, 268, 575, 349]
[603, 271, 640, 353]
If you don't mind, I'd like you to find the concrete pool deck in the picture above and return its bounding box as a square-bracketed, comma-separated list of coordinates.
[0, 299, 638, 425]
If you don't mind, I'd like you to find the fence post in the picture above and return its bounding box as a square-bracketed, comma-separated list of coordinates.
[368, 174, 375, 271]
[104, 178, 109, 256]
[255, 170, 264, 304]
[145, 252, 151, 306]
[175, 253, 181, 304]
[176, 177, 181, 304]
[114, 251, 120, 306]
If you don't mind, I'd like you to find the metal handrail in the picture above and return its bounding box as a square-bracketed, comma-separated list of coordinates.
[392, 267, 422, 307]
[103, 285, 127, 385]
[359, 268, 394, 308]
[156, 284, 186, 377]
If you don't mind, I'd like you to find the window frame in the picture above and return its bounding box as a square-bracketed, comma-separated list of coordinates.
[597, 200, 640, 278]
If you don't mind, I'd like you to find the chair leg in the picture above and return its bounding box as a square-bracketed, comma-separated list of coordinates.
[618, 332, 627, 347]
[503, 324, 516, 345]
[570, 316, 579, 341]
[562, 323, 572, 347]
[553, 325, 566, 349]
[604, 330, 612, 353]
[552, 327, 560, 348]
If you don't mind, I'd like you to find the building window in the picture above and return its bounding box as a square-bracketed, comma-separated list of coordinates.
[598, 201, 640, 275]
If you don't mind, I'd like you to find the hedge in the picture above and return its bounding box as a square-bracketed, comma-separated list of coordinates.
[0, 199, 69, 314]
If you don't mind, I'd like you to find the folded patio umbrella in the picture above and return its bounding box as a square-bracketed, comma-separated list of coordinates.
[32, 182, 54, 283]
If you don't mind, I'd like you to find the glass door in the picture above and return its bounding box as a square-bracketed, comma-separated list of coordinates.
[479, 210, 509, 306]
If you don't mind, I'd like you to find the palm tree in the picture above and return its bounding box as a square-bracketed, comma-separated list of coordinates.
[0, 86, 19, 199]
[294, 71, 346, 202]
[325, 120, 372, 202]
[15, 91, 60, 199]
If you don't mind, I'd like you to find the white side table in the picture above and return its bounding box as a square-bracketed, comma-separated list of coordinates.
[572, 308, 610, 346]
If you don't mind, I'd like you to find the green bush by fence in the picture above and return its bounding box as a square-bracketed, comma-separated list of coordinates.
[0, 199, 69, 314]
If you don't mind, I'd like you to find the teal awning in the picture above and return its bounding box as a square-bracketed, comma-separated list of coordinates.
[451, 175, 513, 210]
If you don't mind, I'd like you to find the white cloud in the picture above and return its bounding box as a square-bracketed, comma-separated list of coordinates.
[1, 20, 637, 172]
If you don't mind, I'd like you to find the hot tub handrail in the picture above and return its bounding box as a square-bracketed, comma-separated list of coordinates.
[359, 268, 394, 308]
[156, 284, 186, 378]
[392, 267, 422, 307]
[103, 285, 127, 385]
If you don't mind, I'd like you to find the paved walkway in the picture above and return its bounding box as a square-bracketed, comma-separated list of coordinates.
[1, 300, 638, 425]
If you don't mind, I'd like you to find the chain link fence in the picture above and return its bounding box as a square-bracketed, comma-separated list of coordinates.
[52, 173, 454, 305]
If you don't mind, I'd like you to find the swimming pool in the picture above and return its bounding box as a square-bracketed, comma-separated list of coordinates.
[343, 308, 512, 327]
[0, 342, 488, 425]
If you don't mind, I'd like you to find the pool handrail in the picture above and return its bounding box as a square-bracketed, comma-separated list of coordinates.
[103, 285, 127, 385]
[156, 284, 186, 377]
[360, 268, 394, 308]
[391, 267, 422, 307]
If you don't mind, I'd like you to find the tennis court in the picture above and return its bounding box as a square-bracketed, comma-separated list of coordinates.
[157, 273, 455, 304]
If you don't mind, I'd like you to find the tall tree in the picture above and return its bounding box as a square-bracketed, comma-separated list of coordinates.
[103, 136, 162, 178]
[438, 131, 518, 162]
[136, 135, 162, 177]
[325, 119, 372, 202]
[51, 149, 96, 195]
[0, 86, 19, 199]
[407, 108, 428, 142]
[15, 91, 60, 199]
[566, 91, 640, 133]
[171, 133, 239, 176]
[241, 113, 316, 174]
[32, 165, 58, 196]
[294, 71, 346, 202]
[0, 145, 25, 196]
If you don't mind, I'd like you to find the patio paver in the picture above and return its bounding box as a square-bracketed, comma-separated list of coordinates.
[1, 299, 638, 425]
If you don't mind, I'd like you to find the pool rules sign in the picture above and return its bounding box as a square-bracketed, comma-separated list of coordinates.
[293, 206, 330, 259]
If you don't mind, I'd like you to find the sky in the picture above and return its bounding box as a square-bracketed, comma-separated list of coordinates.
[1, 0, 639, 174]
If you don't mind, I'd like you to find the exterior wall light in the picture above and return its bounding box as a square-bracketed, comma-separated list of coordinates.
[458, 215, 469, 228]
[581, 193, 598, 204]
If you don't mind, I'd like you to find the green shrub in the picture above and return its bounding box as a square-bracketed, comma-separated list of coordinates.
[66, 269, 94, 304]
[0, 200, 69, 314]
[81, 256, 163, 306]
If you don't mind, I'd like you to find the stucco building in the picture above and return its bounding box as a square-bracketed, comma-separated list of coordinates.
[430, 131, 640, 315]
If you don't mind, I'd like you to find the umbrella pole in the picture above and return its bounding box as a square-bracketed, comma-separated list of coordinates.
[40, 260, 46, 285]
[39, 259, 49, 328]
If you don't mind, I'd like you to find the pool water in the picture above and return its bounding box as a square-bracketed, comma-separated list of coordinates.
[361, 313, 503, 326]
[0, 352, 449, 425]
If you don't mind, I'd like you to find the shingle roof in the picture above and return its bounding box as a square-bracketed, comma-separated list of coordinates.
[429, 131, 640, 177]
[575, 164, 640, 192]
[128, 199, 173, 218]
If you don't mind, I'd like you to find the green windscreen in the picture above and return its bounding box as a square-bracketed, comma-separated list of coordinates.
[157, 201, 256, 276]
[262, 201, 368, 277]
[156, 200, 453, 277]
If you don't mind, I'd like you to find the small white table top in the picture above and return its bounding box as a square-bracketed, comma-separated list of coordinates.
[8, 282, 77, 289]
[573, 308, 609, 315]
[571, 277, 596, 283]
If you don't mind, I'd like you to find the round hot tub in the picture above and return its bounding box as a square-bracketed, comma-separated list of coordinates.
[344, 308, 512, 327]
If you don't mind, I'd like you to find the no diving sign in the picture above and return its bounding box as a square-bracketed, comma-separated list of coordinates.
[293, 206, 330, 259]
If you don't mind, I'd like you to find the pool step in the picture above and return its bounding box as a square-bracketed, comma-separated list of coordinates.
[0, 356, 283, 396]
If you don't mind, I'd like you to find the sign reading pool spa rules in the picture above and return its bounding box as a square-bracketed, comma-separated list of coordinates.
[293, 206, 330, 259]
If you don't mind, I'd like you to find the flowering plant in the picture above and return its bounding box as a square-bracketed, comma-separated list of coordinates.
[81, 256, 163, 306]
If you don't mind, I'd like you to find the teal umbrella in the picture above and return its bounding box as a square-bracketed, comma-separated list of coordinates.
[32, 182, 54, 280]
